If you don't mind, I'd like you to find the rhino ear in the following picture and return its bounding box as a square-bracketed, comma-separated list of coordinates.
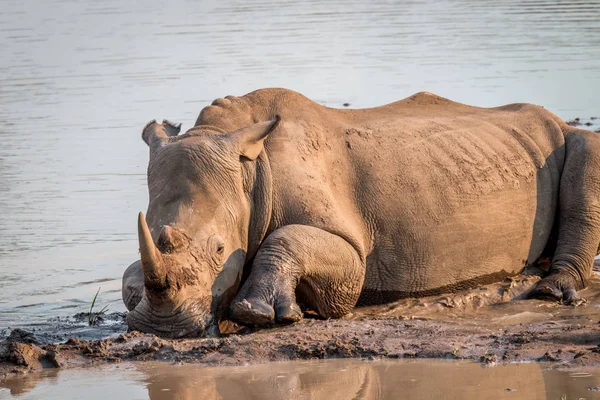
[162, 120, 182, 137]
[142, 120, 182, 149]
[231, 116, 280, 160]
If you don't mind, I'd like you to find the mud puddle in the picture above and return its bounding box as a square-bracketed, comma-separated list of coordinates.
[3, 359, 600, 399]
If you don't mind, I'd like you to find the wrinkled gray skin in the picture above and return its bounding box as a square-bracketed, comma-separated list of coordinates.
[123, 88, 600, 338]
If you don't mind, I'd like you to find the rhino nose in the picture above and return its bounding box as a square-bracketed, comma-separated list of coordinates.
[157, 225, 186, 252]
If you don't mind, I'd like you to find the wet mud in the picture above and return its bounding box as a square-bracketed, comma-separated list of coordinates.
[2, 265, 600, 382]
[0, 312, 127, 346]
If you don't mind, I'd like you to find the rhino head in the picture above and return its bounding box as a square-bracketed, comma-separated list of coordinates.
[125, 117, 279, 337]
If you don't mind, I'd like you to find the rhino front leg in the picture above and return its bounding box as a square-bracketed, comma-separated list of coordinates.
[230, 225, 365, 326]
[532, 131, 600, 304]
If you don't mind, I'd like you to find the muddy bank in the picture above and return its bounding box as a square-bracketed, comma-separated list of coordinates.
[2, 270, 600, 380]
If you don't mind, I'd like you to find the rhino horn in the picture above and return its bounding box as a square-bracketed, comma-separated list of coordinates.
[138, 212, 167, 289]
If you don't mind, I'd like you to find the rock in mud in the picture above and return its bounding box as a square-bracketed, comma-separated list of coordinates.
[0, 329, 62, 377]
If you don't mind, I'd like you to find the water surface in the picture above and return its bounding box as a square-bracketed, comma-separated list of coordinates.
[1, 0, 599, 331]
[3, 359, 600, 399]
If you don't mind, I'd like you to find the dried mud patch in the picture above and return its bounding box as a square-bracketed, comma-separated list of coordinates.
[2, 273, 600, 380]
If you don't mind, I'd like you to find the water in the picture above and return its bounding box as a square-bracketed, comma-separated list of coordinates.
[2, 359, 600, 399]
[1, 0, 600, 332]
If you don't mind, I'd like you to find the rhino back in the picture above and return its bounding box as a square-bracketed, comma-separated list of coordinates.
[264, 92, 567, 302]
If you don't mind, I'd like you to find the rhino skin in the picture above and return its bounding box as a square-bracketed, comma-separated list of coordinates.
[122, 88, 600, 337]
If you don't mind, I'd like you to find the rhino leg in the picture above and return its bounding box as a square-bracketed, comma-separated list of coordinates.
[122, 260, 144, 311]
[229, 225, 365, 326]
[531, 131, 600, 304]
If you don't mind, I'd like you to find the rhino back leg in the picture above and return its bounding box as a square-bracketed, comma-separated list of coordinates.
[229, 225, 365, 326]
[531, 130, 600, 304]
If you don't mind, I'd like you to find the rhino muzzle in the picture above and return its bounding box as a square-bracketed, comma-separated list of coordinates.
[129, 212, 215, 338]
[126, 295, 212, 338]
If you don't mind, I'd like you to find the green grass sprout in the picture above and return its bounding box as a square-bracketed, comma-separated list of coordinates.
[88, 287, 109, 326]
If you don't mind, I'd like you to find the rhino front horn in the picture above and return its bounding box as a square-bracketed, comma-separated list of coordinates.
[138, 212, 167, 290]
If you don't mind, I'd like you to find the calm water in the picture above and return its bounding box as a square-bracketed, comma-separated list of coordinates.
[3, 359, 600, 399]
[1, 0, 600, 331]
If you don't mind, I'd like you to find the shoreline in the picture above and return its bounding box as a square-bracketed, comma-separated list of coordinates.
[2, 272, 600, 380]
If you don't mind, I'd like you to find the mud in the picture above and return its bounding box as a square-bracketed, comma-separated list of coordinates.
[0, 312, 128, 346]
[2, 265, 600, 382]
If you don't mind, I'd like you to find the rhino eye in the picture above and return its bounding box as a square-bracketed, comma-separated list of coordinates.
[209, 235, 225, 257]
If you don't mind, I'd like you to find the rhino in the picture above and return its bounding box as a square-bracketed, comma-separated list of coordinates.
[122, 88, 600, 337]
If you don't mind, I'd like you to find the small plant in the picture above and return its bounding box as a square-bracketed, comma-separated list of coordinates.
[452, 348, 460, 358]
[88, 287, 109, 326]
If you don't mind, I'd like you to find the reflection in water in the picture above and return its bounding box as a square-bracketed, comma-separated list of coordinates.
[145, 361, 380, 400]
[140, 361, 595, 400]
[3, 359, 600, 399]
[0, 369, 59, 397]
[0, 0, 599, 333]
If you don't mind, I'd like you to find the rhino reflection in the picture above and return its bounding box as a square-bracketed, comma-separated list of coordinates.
[2, 360, 600, 399]
[144, 362, 379, 400]
[140, 360, 600, 400]
[375, 362, 545, 400]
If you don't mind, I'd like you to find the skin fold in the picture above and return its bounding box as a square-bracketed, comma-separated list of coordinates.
[122, 88, 600, 337]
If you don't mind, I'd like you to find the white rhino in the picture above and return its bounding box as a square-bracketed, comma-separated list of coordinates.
[123, 88, 600, 337]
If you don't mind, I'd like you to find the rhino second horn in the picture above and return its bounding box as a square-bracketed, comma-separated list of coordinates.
[138, 212, 167, 289]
